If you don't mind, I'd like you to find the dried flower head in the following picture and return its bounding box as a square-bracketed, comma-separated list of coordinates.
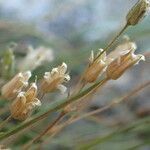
[126, 0, 150, 26]
[106, 47, 145, 80]
[107, 38, 137, 64]
[18, 46, 54, 71]
[83, 49, 107, 83]
[1, 71, 31, 100]
[10, 83, 41, 120]
[41, 62, 70, 93]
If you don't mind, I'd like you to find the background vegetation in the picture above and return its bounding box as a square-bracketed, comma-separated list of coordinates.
[0, 0, 150, 149]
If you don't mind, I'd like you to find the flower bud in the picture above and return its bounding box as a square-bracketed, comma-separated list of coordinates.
[106, 50, 145, 80]
[41, 62, 70, 93]
[83, 49, 107, 83]
[126, 0, 150, 26]
[1, 71, 31, 100]
[10, 83, 41, 121]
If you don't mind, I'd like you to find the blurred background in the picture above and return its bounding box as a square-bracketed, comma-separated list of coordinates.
[0, 0, 150, 149]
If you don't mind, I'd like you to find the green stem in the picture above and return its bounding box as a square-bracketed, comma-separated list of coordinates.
[0, 78, 108, 141]
[94, 23, 129, 61]
[128, 139, 150, 150]
[23, 111, 66, 150]
[0, 115, 12, 129]
[78, 117, 150, 150]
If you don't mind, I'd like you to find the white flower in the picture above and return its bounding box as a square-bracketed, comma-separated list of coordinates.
[41, 62, 70, 93]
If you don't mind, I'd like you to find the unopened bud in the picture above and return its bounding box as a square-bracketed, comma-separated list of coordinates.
[126, 0, 150, 26]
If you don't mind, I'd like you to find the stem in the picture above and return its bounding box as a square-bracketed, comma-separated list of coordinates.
[23, 111, 66, 150]
[73, 80, 150, 122]
[0, 78, 108, 141]
[94, 23, 129, 61]
[0, 115, 12, 129]
[128, 139, 150, 150]
[78, 117, 150, 150]
[42, 80, 150, 142]
[0, 106, 9, 116]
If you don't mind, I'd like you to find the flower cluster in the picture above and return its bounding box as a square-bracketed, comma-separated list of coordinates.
[10, 83, 41, 120]
[1, 62, 70, 121]
[41, 62, 70, 93]
[82, 39, 145, 83]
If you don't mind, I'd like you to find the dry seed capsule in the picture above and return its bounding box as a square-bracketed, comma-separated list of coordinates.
[126, 0, 150, 26]
[10, 83, 41, 121]
[107, 38, 137, 64]
[1, 71, 31, 100]
[106, 50, 145, 80]
[83, 49, 107, 83]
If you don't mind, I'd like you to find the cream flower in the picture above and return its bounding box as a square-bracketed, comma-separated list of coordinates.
[10, 83, 41, 121]
[41, 62, 70, 93]
[106, 49, 145, 80]
[83, 49, 107, 83]
[1, 71, 31, 100]
[107, 40, 137, 64]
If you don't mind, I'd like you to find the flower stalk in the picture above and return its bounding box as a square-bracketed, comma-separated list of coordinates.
[0, 78, 108, 141]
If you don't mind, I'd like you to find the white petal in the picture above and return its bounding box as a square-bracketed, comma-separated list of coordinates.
[89, 50, 94, 63]
[60, 62, 67, 74]
[139, 55, 145, 61]
[23, 71, 32, 81]
[30, 83, 37, 90]
[135, 55, 145, 65]
[51, 68, 58, 75]
[64, 74, 70, 81]
[33, 98, 42, 106]
[17, 92, 25, 97]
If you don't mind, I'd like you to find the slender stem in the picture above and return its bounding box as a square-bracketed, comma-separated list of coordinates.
[0, 106, 9, 116]
[94, 23, 129, 61]
[23, 111, 66, 150]
[0, 78, 108, 141]
[42, 80, 150, 142]
[128, 139, 150, 150]
[79, 117, 150, 150]
[0, 115, 12, 129]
